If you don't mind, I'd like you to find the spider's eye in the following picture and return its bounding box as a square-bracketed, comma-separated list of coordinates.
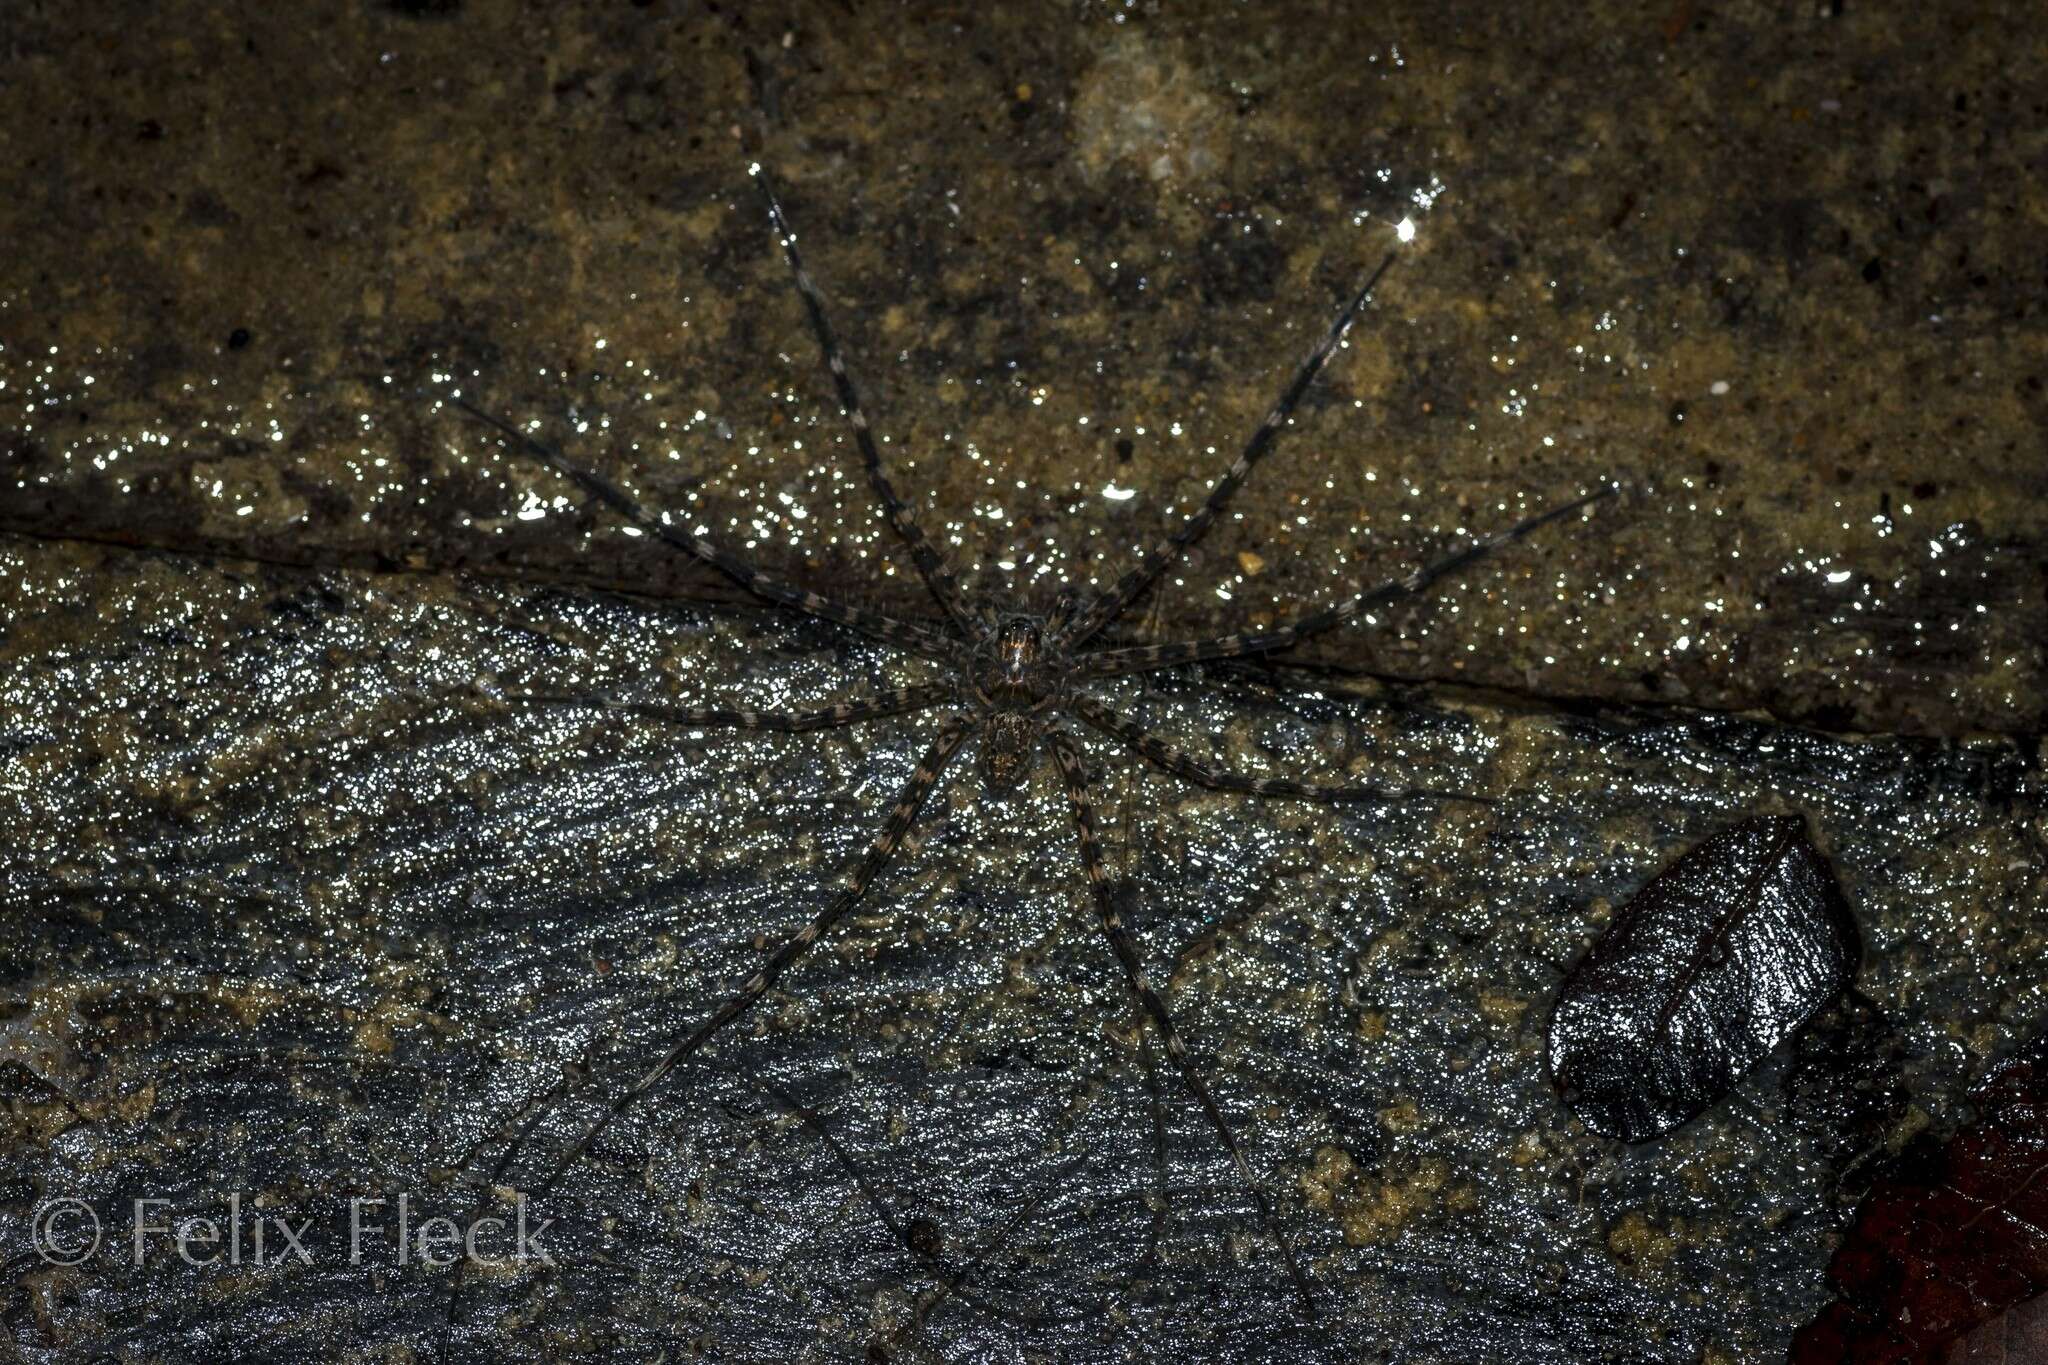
[994, 619, 1042, 671]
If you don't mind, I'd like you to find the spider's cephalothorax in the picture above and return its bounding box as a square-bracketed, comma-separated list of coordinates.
[968, 613, 1067, 794]
[447, 159, 1613, 1330]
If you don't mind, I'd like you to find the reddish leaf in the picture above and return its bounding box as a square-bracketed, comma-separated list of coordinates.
[1793, 1038, 2048, 1364]
[1942, 1293, 2048, 1364]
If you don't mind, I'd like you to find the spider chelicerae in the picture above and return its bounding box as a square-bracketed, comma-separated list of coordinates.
[444, 161, 1611, 1315]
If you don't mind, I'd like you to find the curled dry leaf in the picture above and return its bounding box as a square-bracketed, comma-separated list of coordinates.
[1547, 814, 1861, 1141]
[1792, 1037, 2048, 1365]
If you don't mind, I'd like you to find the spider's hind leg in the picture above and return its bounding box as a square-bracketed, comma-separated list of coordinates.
[490, 682, 953, 734]
[1071, 694, 1493, 808]
[441, 393, 958, 662]
[438, 716, 973, 1354]
[1047, 729, 1319, 1316]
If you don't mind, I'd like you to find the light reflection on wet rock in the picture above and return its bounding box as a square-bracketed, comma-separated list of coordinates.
[0, 533, 2037, 1360]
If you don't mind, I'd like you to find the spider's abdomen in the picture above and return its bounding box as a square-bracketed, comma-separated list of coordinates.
[979, 712, 1037, 793]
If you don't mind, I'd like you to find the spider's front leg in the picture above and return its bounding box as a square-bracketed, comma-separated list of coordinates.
[1063, 254, 1400, 649]
[444, 394, 959, 663]
[751, 163, 982, 644]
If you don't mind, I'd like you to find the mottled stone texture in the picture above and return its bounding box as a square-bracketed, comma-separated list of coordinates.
[1, 2, 2043, 1362]
[3, 1, 2042, 737]
[0, 536, 2036, 1361]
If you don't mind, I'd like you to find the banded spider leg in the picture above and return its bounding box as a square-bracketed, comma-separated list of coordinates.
[433, 156, 1614, 1343]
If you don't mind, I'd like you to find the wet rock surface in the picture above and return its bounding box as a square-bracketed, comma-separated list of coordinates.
[2, 2, 2044, 1361]
[0, 533, 2038, 1360]
[2, 1, 2042, 738]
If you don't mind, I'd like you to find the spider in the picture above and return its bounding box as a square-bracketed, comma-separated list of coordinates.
[442, 161, 1612, 1318]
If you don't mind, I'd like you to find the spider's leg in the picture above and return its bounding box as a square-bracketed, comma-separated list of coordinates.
[443, 1030, 602, 1223]
[770, 1075, 1068, 1351]
[896, 1159, 1067, 1349]
[439, 1030, 610, 1359]
[1078, 484, 1615, 681]
[761, 1081, 1007, 1323]
[447, 396, 958, 662]
[441, 638, 944, 1141]
[1070, 695, 1491, 807]
[522, 716, 969, 1203]
[1135, 1006, 1172, 1271]
[496, 682, 954, 734]
[440, 717, 969, 1354]
[751, 164, 981, 641]
[1063, 254, 1397, 649]
[1047, 729, 1318, 1316]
